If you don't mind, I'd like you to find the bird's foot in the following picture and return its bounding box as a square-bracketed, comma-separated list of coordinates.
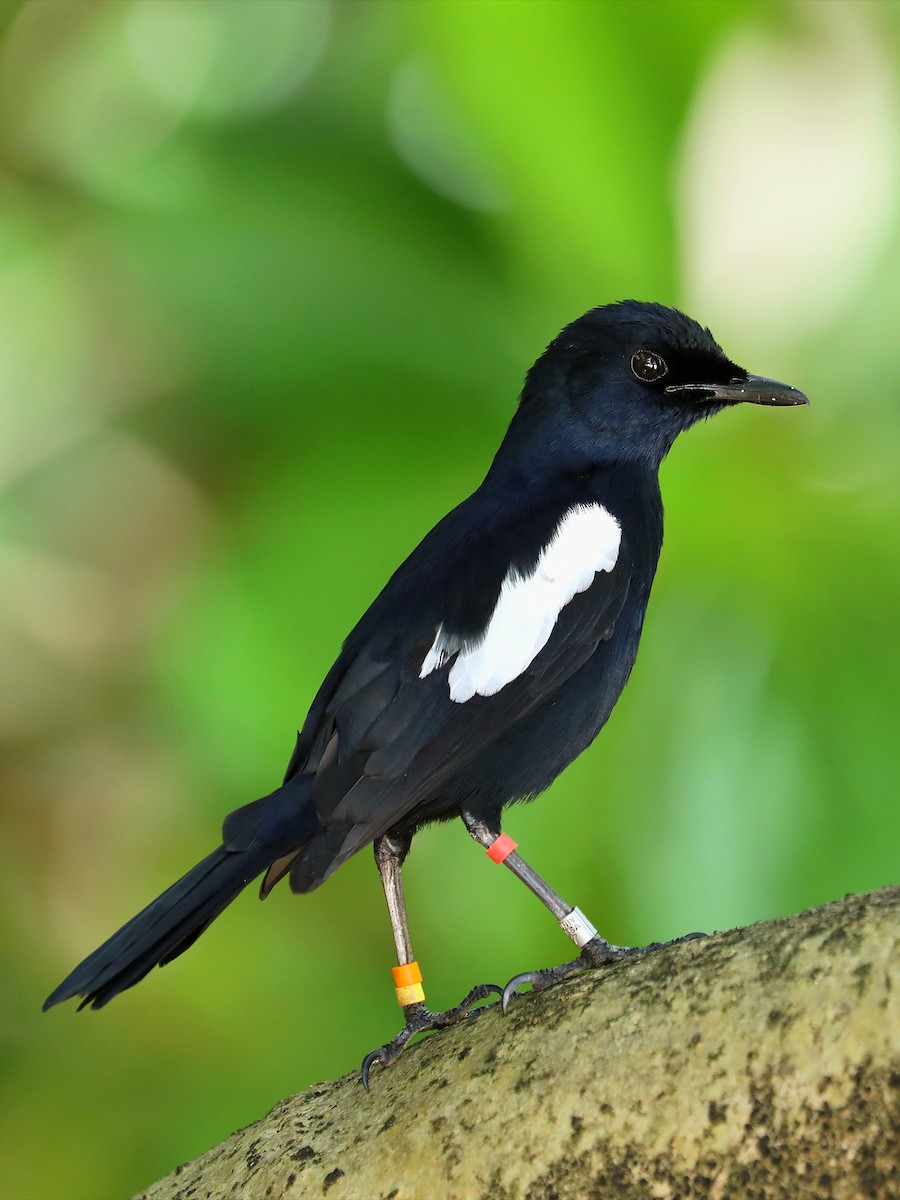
[501, 930, 706, 1012]
[360, 983, 502, 1090]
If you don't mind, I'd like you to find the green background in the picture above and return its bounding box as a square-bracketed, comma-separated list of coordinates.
[2, 1, 899, 1197]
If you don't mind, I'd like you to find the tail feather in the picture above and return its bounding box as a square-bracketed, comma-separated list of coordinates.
[43, 776, 329, 1012]
[43, 843, 274, 1011]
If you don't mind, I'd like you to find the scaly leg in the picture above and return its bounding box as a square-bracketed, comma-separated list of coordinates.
[461, 811, 703, 1011]
[360, 831, 501, 1090]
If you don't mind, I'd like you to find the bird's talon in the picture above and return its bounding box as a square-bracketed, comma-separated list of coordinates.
[359, 985, 501, 1088]
[499, 930, 703, 1012]
[501, 972, 538, 1013]
[360, 1049, 382, 1092]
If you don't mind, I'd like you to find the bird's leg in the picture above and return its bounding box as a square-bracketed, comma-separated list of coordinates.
[461, 811, 703, 1010]
[360, 832, 501, 1090]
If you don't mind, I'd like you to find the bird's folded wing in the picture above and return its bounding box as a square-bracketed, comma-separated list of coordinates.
[243, 494, 632, 889]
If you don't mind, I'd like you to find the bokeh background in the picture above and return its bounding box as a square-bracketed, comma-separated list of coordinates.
[2, 0, 899, 1196]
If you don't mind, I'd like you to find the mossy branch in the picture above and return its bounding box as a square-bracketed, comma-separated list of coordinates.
[137, 886, 900, 1200]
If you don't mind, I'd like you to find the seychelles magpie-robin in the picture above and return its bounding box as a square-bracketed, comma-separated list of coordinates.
[43, 301, 808, 1084]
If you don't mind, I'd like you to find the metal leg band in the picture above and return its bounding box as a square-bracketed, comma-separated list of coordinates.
[559, 906, 598, 949]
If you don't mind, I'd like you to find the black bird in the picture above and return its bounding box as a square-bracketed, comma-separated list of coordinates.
[44, 301, 807, 1084]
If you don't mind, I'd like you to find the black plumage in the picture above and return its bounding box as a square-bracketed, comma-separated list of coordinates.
[44, 301, 807, 1074]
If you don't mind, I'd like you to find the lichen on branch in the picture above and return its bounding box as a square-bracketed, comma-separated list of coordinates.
[138, 887, 900, 1200]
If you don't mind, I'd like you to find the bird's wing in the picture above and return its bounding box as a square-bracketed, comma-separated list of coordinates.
[230, 493, 632, 890]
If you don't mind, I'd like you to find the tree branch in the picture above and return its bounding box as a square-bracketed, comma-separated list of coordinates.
[137, 886, 900, 1200]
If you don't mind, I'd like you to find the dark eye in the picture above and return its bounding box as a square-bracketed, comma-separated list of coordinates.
[631, 349, 668, 383]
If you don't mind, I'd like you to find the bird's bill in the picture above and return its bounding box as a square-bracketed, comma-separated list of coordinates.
[666, 374, 810, 407]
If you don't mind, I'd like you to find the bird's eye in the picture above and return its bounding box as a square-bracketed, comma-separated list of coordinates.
[631, 350, 668, 383]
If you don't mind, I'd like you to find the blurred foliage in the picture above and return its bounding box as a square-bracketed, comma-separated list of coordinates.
[1, 1, 899, 1197]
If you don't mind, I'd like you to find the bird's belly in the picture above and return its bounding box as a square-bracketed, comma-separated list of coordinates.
[501, 629, 639, 794]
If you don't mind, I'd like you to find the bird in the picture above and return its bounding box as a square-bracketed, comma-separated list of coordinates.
[43, 301, 808, 1086]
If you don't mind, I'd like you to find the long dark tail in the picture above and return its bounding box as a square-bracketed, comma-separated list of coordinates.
[44, 778, 317, 1011]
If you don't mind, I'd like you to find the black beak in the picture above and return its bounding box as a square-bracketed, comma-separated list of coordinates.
[666, 374, 810, 407]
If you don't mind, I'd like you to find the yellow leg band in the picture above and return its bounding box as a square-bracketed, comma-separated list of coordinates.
[396, 982, 425, 1007]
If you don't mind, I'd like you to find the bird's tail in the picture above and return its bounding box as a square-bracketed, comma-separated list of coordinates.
[43, 777, 317, 1011]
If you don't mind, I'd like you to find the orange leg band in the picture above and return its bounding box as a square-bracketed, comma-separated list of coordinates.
[392, 961, 423, 987]
[486, 833, 518, 864]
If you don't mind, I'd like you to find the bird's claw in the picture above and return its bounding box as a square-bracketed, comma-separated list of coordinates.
[500, 930, 707, 1011]
[361, 1031, 413, 1091]
[501, 971, 542, 1013]
[500, 939, 626, 1011]
[360, 983, 502, 1090]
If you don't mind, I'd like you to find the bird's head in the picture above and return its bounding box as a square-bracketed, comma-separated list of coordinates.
[505, 300, 808, 473]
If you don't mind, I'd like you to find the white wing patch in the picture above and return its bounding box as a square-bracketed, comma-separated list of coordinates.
[420, 503, 622, 704]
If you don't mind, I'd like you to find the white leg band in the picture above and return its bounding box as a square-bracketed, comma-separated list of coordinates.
[559, 906, 598, 949]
